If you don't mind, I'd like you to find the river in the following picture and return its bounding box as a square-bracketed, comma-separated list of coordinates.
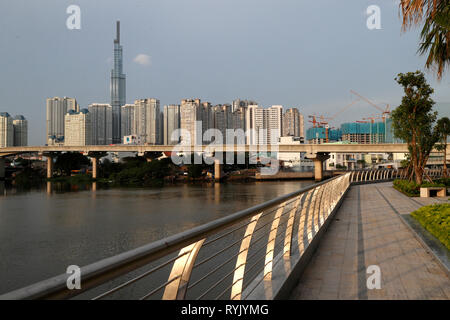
[0, 180, 315, 294]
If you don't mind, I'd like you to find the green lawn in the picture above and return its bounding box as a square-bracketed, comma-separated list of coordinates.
[410, 204, 450, 250]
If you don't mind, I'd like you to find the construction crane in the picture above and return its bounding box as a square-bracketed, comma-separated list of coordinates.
[362, 116, 383, 123]
[350, 90, 390, 122]
[308, 99, 361, 143]
[308, 115, 319, 128]
[328, 98, 361, 120]
[308, 115, 329, 128]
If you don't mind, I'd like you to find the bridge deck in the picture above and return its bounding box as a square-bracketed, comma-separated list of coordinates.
[290, 182, 450, 300]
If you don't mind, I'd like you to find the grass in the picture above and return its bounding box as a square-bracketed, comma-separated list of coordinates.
[410, 204, 450, 250]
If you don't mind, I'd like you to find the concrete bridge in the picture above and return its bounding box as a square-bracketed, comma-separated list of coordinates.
[1, 169, 448, 300]
[0, 144, 449, 181]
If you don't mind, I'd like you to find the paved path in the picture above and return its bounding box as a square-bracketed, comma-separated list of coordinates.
[290, 182, 450, 300]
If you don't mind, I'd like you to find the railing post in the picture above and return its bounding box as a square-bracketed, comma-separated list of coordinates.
[231, 213, 262, 300]
[305, 187, 320, 243]
[163, 238, 205, 300]
[283, 195, 302, 258]
[264, 202, 286, 281]
[297, 191, 313, 255]
[312, 186, 325, 235]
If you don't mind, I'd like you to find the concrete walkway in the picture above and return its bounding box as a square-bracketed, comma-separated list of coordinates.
[290, 182, 450, 300]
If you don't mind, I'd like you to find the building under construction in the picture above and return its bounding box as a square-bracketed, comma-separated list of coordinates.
[340, 121, 385, 144]
[306, 118, 398, 144]
[306, 127, 342, 144]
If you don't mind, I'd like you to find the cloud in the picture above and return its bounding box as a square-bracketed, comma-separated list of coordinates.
[133, 54, 151, 67]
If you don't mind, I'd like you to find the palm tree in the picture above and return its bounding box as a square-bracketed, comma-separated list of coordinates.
[400, 0, 450, 79]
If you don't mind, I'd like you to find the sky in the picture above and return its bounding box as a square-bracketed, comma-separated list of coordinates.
[0, 0, 449, 145]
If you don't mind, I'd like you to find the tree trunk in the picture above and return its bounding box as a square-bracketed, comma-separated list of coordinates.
[414, 165, 423, 185]
[443, 143, 448, 179]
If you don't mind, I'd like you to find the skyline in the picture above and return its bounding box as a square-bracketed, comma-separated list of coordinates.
[1, 0, 450, 145]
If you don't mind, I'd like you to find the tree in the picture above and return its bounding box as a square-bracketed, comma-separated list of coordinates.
[435, 117, 450, 177]
[391, 71, 440, 184]
[54, 152, 90, 176]
[400, 0, 450, 80]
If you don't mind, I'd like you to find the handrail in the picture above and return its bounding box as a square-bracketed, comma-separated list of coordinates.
[0, 167, 444, 300]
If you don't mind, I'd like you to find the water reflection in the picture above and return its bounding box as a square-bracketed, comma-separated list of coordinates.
[0, 180, 315, 294]
[47, 181, 52, 195]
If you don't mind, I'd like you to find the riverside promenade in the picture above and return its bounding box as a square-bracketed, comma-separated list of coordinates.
[290, 182, 450, 300]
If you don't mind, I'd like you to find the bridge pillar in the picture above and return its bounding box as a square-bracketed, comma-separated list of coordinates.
[306, 152, 330, 181]
[42, 152, 59, 179]
[214, 159, 223, 181]
[88, 152, 107, 179]
[0, 158, 5, 180]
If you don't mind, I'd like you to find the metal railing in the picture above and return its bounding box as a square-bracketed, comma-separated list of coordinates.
[349, 167, 447, 183]
[0, 168, 428, 300]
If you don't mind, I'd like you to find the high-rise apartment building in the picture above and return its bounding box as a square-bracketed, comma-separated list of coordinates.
[64, 109, 92, 146]
[163, 104, 180, 145]
[110, 21, 126, 144]
[267, 105, 283, 144]
[134, 99, 160, 145]
[211, 104, 232, 138]
[282, 108, 303, 138]
[46, 97, 78, 145]
[245, 105, 283, 144]
[232, 99, 258, 113]
[121, 104, 135, 140]
[299, 113, 304, 139]
[180, 99, 202, 145]
[12, 115, 28, 146]
[88, 104, 112, 145]
[232, 107, 246, 131]
[0, 112, 13, 147]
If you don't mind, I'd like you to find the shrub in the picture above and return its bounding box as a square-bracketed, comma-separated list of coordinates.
[393, 180, 420, 196]
[435, 178, 450, 187]
[393, 179, 448, 197]
[411, 204, 450, 250]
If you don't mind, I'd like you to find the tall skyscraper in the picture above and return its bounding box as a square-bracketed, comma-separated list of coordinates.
[12, 115, 28, 146]
[0, 112, 13, 147]
[46, 97, 78, 145]
[88, 103, 112, 145]
[163, 104, 180, 145]
[64, 109, 92, 146]
[110, 21, 126, 144]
